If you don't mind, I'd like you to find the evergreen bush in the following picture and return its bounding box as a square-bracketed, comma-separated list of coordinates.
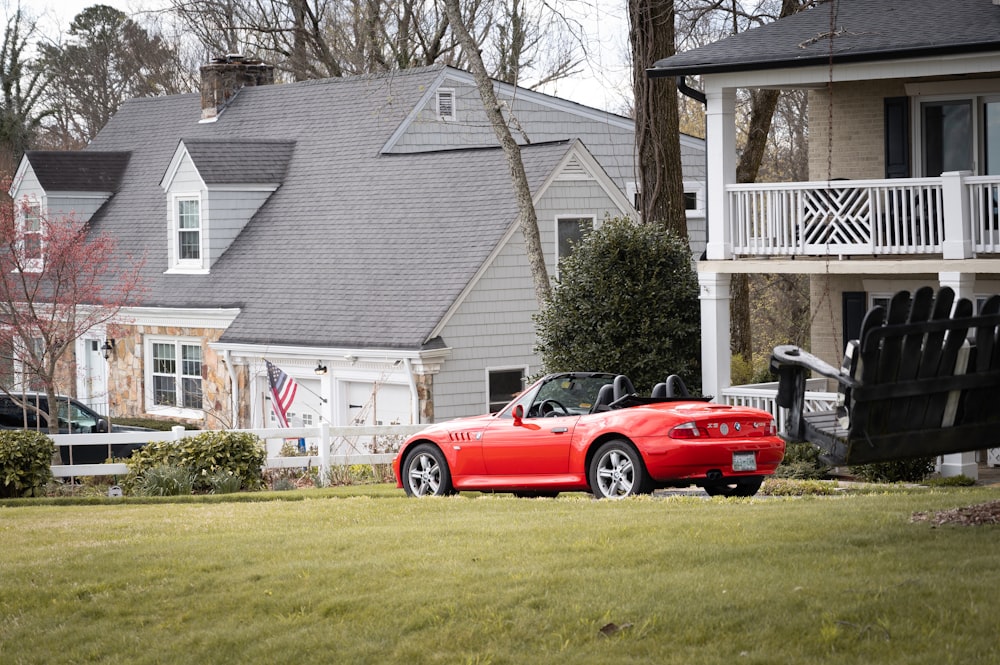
[125, 431, 266, 493]
[0, 430, 55, 498]
[533, 217, 700, 393]
[851, 456, 937, 483]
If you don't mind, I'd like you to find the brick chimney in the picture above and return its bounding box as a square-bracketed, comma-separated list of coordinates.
[200, 54, 275, 121]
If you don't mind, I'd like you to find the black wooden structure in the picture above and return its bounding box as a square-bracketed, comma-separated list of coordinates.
[770, 286, 1000, 465]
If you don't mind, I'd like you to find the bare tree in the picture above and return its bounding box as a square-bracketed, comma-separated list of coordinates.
[166, 0, 581, 88]
[630, 0, 686, 236]
[442, 0, 550, 306]
[0, 183, 144, 435]
[0, 8, 50, 171]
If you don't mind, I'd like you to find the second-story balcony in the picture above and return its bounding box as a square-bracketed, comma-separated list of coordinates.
[727, 173, 1000, 259]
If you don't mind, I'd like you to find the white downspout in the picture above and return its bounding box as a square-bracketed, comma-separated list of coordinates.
[224, 349, 240, 427]
[404, 358, 420, 424]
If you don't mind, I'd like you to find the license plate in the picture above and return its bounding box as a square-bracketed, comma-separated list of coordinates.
[732, 452, 757, 472]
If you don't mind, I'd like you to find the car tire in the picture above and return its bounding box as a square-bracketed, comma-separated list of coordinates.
[703, 476, 764, 498]
[402, 444, 454, 497]
[588, 439, 649, 499]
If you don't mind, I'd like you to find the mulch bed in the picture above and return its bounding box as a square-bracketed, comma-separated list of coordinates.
[911, 500, 1000, 526]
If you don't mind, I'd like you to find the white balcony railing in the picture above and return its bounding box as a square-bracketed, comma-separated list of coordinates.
[719, 379, 837, 434]
[728, 175, 1000, 258]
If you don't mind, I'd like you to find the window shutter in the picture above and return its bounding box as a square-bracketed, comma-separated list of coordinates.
[884, 97, 910, 179]
[842, 291, 868, 352]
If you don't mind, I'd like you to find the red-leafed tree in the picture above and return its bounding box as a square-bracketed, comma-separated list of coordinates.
[0, 183, 144, 435]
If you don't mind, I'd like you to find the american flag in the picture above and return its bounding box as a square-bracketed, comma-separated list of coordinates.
[266, 360, 298, 427]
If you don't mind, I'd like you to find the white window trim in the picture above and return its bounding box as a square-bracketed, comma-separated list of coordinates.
[485, 365, 529, 413]
[683, 181, 706, 219]
[144, 335, 204, 419]
[436, 88, 456, 121]
[167, 192, 208, 274]
[17, 198, 44, 273]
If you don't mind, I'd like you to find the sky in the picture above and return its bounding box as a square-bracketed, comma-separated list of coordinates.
[27, 0, 633, 114]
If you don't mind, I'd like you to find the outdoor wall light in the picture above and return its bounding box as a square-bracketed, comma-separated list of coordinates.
[314, 361, 328, 375]
[102, 339, 116, 360]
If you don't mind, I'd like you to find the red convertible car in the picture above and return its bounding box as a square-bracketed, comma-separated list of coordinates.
[393, 372, 785, 499]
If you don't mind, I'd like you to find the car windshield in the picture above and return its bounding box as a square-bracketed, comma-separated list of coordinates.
[529, 375, 614, 416]
[56, 400, 98, 432]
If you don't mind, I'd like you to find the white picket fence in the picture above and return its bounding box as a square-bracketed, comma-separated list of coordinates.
[50, 423, 426, 484]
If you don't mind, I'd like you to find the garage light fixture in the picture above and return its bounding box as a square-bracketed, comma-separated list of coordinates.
[314, 361, 328, 375]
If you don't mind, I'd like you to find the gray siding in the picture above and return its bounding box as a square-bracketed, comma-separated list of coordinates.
[203, 189, 271, 264]
[433, 176, 629, 420]
[392, 81, 641, 190]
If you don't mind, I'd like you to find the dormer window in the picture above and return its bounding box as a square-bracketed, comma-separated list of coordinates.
[178, 198, 201, 260]
[169, 194, 206, 272]
[436, 89, 455, 121]
[22, 202, 43, 264]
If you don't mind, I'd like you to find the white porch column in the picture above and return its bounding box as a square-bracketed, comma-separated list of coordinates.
[705, 88, 737, 260]
[941, 170, 973, 259]
[937, 270, 978, 480]
[699, 271, 732, 401]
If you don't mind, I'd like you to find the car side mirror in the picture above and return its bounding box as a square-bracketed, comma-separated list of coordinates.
[97, 418, 109, 433]
[513, 404, 524, 426]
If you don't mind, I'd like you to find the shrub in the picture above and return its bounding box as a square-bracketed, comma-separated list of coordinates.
[139, 465, 195, 496]
[851, 456, 937, 483]
[125, 431, 266, 493]
[923, 474, 976, 487]
[0, 430, 55, 498]
[774, 442, 830, 480]
[533, 216, 700, 394]
[207, 470, 243, 494]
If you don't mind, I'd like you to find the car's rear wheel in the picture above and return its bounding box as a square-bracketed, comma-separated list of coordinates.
[703, 476, 764, 497]
[589, 439, 649, 499]
[402, 444, 454, 497]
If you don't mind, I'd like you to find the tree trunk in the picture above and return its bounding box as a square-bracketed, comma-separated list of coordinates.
[442, 0, 551, 306]
[629, 0, 686, 237]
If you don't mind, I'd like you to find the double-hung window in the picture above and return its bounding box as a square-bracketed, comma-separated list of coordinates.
[176, 197, 202, 262]
[150, 339, 203, 412]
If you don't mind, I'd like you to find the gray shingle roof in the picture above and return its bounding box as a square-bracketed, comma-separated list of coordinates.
[85, 66, 572, 350]
[25, 150, 130, 192]
[651, 0, 1000, 76]
[180, 139, 295, 184]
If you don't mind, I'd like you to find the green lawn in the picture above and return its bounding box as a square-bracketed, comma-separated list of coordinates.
[1, 486, 998, 664]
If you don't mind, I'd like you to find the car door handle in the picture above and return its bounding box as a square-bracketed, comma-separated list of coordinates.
[550, 427, 568, 433]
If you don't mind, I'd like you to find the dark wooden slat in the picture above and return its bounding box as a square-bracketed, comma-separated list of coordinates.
[922, 297, 973, 430]
[888, 286, 934, 431]
[904, 287, 955, 424]
[961, 295, 1000, 423]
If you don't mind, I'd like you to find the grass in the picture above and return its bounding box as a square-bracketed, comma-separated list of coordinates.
[1, 485, 998, 664]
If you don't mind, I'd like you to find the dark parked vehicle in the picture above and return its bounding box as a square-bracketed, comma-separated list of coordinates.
[0, 393, 151, 464]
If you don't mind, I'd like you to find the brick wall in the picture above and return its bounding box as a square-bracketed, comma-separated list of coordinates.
[808, 80, 907, 181]
[809, 273, 867, 368]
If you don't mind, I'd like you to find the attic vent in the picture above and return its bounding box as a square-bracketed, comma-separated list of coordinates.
[558, 156, 591, 180]
[436, 89, 455, 121]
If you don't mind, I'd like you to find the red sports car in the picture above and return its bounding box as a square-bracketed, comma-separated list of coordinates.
[393, 372, 785, 499]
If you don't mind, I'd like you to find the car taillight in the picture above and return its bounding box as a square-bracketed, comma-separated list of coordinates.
[669, 421, 704, 439]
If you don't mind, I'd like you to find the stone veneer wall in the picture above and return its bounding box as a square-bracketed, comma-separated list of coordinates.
[105, 325, 231, 428]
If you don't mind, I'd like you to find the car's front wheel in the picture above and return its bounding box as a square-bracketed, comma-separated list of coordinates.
[588, 440, 649, 499]
[402, 444, 454, 497]
[703, 476, 763, 497]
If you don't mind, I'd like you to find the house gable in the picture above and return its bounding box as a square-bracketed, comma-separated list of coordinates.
[11, 151, 130, 223]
